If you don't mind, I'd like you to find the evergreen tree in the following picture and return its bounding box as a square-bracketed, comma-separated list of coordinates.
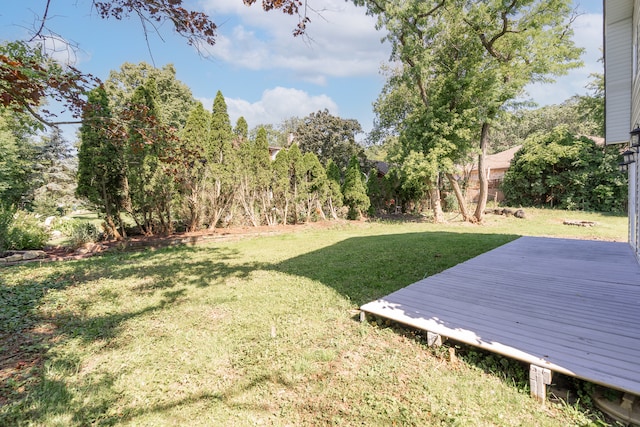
[253, 127, 274, 225]
[205, 90, 236, 228]
[325, 159, 343, 220]
[366, 168, 382, 215]
[302, 152, 328, 221]
[33, 128, 78, 215]
[105, 62, 196, 129]
[234, 116, 249, 144]
[286, 143, 305, 224]
[122, 78, 163, 234]
[271, 148, 290, 224]
[0, 110, 32, 208]
[77, 86, 126, 238]
[178, 102, 210, 231]
[342, 155, 370, 220]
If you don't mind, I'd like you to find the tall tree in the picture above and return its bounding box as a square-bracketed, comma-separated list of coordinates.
[295, 109, 364, 171]
[205, 90, 236, 228]
[32, 127, 78, 215]
[237, 127, 271, 226]
[360, 0, 583, 222]
[286, 143, 306, 224]
[342, 155, 370, 220]
[177, 102, 210, 231]
[77, 86, 126, 238]
[252, 127, 275, 225]
[234, 116, 249, 144]
[302, 152, 328, 221]
[271, 148, 291, 224]
[325, 159, 343, 220]
[105, 62, 196, 129]
[0, 109, 34, 208]
[121, 77, 176, 234]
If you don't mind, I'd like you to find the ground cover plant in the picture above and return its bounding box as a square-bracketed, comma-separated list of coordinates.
[0, 209, 627, 425]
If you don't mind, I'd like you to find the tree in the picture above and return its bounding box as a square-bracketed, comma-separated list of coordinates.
[285, 144, 306, 224]
[302, 152, 328, 221]
[236, 127, 272, 226]
[204, 90, 236, 228]
[234, 117, 249, 144]
[0, 109, 35, 208]
[121, 77, 177, 234]
[490, 72, 604, 153]
[325, 159, 343, 219]
[502, 128, 626, 212]
[575, 71, 604, 138]
[105, 62, 196, 129]
[77, 86, 126, 238]
[32, 127, 78, 215]
[252, 128, 275, 225]
[295, 109, 364, 171]
[177, 102, 210, 231]
[359, 0, 583, 222]
[271, 148, 291, 224]
[342, 155, 370, 220]
[366, 168, 383, 215]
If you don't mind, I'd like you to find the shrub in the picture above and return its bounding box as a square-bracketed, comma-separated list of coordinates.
[0, 204, 16, 253]
[56, 219, 102, 248]
[6, 211, 50, 250]
[502, 127, 627, 212]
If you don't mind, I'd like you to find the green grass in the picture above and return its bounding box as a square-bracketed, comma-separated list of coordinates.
[0, 209, 627, 426]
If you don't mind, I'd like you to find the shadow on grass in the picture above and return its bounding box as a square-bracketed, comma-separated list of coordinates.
[273, 231, 519, 307]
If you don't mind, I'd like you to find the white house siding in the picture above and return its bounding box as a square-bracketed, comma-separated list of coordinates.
[605, 6, 632, 144]
[605, 0, 640, 262]
[632, 0, 640, 262]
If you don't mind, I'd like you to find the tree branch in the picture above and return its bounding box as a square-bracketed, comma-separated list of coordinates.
[29, 0, 52, 42]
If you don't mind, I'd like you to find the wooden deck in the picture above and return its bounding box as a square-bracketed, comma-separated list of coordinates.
[360, 236, 640, 396]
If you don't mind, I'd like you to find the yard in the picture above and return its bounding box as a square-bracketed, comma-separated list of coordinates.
[0, 209, 628, 426]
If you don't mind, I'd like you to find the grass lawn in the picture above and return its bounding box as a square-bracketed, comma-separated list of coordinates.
[0, 209, 627, 426]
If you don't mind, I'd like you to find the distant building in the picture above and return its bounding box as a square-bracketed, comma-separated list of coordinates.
[268, 146, 282, 161]
[466, 145, 521, 203]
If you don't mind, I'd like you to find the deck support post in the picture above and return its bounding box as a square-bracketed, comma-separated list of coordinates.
[529, 365, 552, 403]
[427, 332, 443, 347]
[359, 311, 366, 322]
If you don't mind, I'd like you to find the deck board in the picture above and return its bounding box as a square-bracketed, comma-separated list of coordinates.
[360, 236, 640, 395]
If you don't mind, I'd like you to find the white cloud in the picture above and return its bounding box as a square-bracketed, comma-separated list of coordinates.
[198, 86, 338, 128]
[202, 0, 390, 82]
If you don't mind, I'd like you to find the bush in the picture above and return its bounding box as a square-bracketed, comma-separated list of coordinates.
[502, 127, 627, 212]
[0, 204, 16, 253]
[56, 219, 102, 248]
[6, 211, 50, 250]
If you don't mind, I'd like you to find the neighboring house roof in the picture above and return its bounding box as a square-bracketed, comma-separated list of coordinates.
[585, 135, 605, 146]
[470, 145, 522, 172]
[373, 161, 390, 175]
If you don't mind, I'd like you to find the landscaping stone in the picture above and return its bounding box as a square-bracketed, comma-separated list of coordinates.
[22, 250, 46, 260]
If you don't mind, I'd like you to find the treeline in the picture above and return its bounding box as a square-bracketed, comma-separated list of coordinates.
[77, 82, 370, 238]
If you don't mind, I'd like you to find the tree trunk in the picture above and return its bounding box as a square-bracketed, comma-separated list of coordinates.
[474, 122, 490, 222]
[445, 172, 473, 222]
[430, 176, 445, 223]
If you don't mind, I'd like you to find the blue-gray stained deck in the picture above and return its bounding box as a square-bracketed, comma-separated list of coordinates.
[360, 236, 640, 395]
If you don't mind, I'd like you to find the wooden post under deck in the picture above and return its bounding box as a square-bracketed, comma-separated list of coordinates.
[530, 365, 552, 403]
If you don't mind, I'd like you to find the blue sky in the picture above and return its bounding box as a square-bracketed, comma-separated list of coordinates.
[1, 1, 603, 140]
